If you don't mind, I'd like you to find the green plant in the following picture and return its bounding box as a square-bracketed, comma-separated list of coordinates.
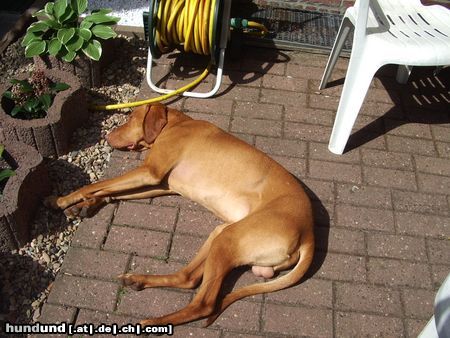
[2, 70, 70, 119]
[22, 0, 120, 62]
[0, 145, 15, 186]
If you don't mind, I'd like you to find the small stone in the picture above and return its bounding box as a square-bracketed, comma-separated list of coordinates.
[42, 252, 50, 264]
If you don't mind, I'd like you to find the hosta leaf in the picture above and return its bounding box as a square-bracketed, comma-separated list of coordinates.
[24, 98, 40, 112]
[27, 22, 49, 33]
[21, 31, 42, 47]
[0, 145, 4, 157]
[82, 39, 102, 61]
[2, 91, 13, 99]
[53, 0, 69, 21]
[77, 27, 92, 41]
[79, 19, 93, 29]
[66, 34, 84, 51]
[71, 0, 87, 15]
[59, 8, 76, 23]
[61, 49, 76, 62]
[44, 2, 54, 16]
[52, 82, 71, 91]
[0, 169, 15, 182]
[43, 18, 62, 29]
[57, 27, 75, 44]
[48, 38, 62, 56]
[25, 40, 46, 57]
[91, 25, 117, 40]
[10, 106, 24, 117]
[39, 94, 52, 110]
[32, 9, 53, 20]
[84, 13, 120, 24]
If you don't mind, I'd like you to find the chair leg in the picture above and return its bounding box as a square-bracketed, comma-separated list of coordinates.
[319, 17, 353, 90]
[328, 54, 380, 154]
[396, 65, 412, 84]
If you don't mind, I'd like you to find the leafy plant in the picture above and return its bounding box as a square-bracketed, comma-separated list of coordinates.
[2, 70, 70, 119]
[22, 0, 120, 62]
[0, 145, 15, 186]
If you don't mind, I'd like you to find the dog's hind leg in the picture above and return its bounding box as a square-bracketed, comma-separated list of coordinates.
[118, 222, 230, 290]
[139, 227, 238, 326]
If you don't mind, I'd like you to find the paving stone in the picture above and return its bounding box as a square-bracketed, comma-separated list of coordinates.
[104, 158, 142, 178]
[176, 209, 222, 237]
[231, 117, 282, 137]
[387, 135, 436, 156]
[170, 233, 204, 263]
[76, 309, 140, 337]
[117, 288, 192, 319]
[270, 155, 307, 178]
[368, 258, 432, 288]
[415, 155, 450, 176]
[336, 183, 392, 209]
[336, 205, 395, 232]
[114, 202, 177, 231]
[72, 204, 116, 249]
[127, 256, 182, 276]
[255, 136, 307, 158]
[234, 101, 283, 120]
[263, 304, 332, 337]
[47, 275, 118, 312]
[402, 289, 436, 319]
[284, 106, 335, 126]
[385, 120, 433, 139]
[335, 282, 402, 316]
[427, 238, 450, 265]
[221, 332, 264, 338]
[62, 247, 129, 280]
[308, 160, 362, 184]
[361, 149, 414, 170]
[417, 173, 450, 194]
[309, 93, 340, 111]
[284, 121, 333, 143]
[302, 178, 335, 202]
[392, 190, 449, 215]
[38, 304, 76, 324]
[262, 74, 308, 92]
[266, 277, 332, 308]
[222, 70, 263, 87]
[432, 125, 450, 142]
[436, 141, 450, 158]
[260, 88, 307, 107]
[172, 326, 221, 338]
[367, 233, 427, 262]
[335, 312, 404, 337]
[364, 166, 417, 190]
[104, 226, 171, 258]
[286, 64, 329, 80]
[206, 300, 261, 331]
[241, 58, 286, 75]
[309, 142, 360, 163]
[406, 319, 429, 338]
[396, 212, 450, 238]
[316, 253, 366, 282]
[431, 265, 450, 288]
[186, 112, 231, 131]
[184, 98, 233, 115]
[220, 86, 260, 102]
[316, 227, 365, 255]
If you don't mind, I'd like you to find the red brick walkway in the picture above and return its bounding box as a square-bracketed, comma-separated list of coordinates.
[36, 46, 449, 337]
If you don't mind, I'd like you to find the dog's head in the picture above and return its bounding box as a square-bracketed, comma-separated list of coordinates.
[106, 104, 168, 151]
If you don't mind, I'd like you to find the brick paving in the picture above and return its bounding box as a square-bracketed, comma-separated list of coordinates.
[37, 44, 449, 337]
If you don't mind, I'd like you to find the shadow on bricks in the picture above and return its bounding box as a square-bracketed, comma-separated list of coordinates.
[325, 65, 450, 153]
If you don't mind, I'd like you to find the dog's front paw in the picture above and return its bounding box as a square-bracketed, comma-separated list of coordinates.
[44, 195, 60, 209]
[118, 273, 146, 291]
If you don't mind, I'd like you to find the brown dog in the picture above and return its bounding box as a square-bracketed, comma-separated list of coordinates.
[46, 104, 314, 327]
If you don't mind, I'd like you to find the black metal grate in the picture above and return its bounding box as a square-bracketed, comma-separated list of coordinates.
[244, 7, 352, 52]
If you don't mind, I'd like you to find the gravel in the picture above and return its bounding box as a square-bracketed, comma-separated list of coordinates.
[0, 34, 147, 328]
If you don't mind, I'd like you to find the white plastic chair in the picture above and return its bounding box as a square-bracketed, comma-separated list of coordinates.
[319, 0, 450, 155]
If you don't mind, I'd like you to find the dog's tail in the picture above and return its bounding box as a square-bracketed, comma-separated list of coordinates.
[205, 231, 315, 327]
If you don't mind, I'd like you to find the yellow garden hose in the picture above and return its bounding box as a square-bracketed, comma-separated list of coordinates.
[91, 0, 267, 111]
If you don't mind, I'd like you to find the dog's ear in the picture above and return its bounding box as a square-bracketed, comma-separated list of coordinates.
[143, 104, 168, 144]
